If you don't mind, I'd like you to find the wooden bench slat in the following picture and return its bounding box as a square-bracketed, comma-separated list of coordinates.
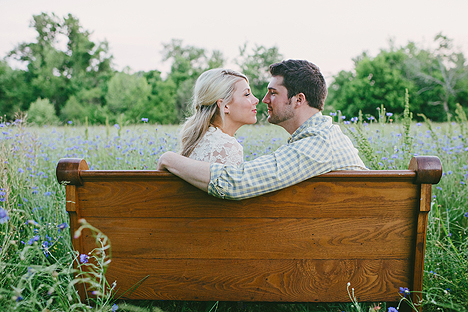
[81, 216, 415, 259]
[76, 180, 419, 219]
[104, 258, 411, 302]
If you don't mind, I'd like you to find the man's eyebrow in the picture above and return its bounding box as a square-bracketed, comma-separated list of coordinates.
[267, 87, 277, 90]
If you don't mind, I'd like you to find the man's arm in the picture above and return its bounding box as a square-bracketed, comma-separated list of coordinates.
[157, 151, 211, 191]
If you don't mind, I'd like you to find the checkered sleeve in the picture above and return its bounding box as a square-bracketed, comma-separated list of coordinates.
[208, 135, 334, 200]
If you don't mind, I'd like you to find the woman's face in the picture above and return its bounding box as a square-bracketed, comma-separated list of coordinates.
[226, 79, 259, 127]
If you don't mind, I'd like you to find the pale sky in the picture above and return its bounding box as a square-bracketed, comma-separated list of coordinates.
[1, 0, 468, 84]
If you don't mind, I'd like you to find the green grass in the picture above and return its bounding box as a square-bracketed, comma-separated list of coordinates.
[1, 114, 467, 311]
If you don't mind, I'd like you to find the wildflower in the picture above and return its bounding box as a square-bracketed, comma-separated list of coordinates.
[44, 191, 52, 196]
[80, 254, 90, 263]
[141, 118, 148, 123]
[0, 207, 9, 224]
[114, 124, 120, 130]
[464, 212, 468, 218]
[341, 116, 346, 120]
[112, 303, 119, 311]
[57, 222, 68, 231]
[386, 112, 393, 117]
[27, 235, 40, 245]
[18, 168, 24, 173]
[329, 112, 337, 116]
[15, 296, 23, 302]
[399, 287, 410, 297]
[388, 308, 398, 312]
[416, 123, 422, 126]
[67, 121, 72, 124]
[351, 117, 358, 123]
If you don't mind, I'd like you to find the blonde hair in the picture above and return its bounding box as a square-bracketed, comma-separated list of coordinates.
[179, 68, 248, 157]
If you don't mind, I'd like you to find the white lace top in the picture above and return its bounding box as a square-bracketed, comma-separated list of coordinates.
[189, 126, 243, 166]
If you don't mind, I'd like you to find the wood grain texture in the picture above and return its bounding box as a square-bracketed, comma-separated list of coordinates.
[58, 156, 443, 305]
[100, 258, 411, 302]
[77, 180, 420, 219]
[80, 216, 416, 259]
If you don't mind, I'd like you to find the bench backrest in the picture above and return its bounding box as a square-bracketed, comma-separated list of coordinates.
[56, 156, 441, 304]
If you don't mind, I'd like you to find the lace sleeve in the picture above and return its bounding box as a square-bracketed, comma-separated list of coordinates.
[210, 140, 243, 166]
[189, 127, 244, 166]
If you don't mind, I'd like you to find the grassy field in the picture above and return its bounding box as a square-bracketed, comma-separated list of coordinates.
[1, 112, 467, 312]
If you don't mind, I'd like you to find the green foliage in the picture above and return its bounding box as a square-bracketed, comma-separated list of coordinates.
[105, 72, 152, 123]
[26, 98, 59, 126]
[7, 13, 113, 117]
[327, 35, 468, 122]
[327, 48, 417, 120]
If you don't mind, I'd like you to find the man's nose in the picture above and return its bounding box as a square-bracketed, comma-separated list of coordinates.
[262, 94, 269, 104]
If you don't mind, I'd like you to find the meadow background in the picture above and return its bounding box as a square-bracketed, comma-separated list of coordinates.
[1, 11, 468, 312]
[1, 104, 468, 312]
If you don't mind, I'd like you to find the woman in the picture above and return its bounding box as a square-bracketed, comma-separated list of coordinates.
[179, 68, 259, 166]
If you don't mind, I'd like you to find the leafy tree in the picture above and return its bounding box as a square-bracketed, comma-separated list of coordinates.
[141, 70, 178, 124]
[162, 39, 225, 121]
[404, 33, 468, 117]
[7, 13, 113, 115]
[27, 98, 59, 125]
[105, 72, 152, 123]
[60, 88, 111, 124]
[327, 48, 416, 120]
[0, 61, 32, 119]
[235, 43, 283, 121]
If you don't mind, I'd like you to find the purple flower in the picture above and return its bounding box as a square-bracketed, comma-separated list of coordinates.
[112, 303, 119, 311]
[351, 117, 358, 123]
[44, 191, 52, 196]
[464, 212, 468, 218]
[27, 235, 40, 245]
[399, 286, 410, 297]
[57, 222, 68, 231]
[18, 168, 24, 173]
[67, 121, 73, 124]
[388, 308, 398, 312]
[79, 254, 90, 263]
[114, 124, 120, 130]
[0, 208, 9, 224]
[386, 112, 393, 117]
[141, 118, 148, 123]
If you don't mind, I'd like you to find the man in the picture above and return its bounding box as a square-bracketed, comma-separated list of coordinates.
[157, 59, 367, 199]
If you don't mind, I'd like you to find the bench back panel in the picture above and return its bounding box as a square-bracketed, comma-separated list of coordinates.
[73, 172, 420, 302]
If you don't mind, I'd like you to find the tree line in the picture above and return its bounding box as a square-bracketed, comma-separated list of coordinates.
[1, 13, 467, 125]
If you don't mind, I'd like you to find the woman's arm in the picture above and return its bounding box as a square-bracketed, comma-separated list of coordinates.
[157, 151, 211, 192]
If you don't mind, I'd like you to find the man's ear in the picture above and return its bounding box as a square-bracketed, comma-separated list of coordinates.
[295, 93, 307, 107]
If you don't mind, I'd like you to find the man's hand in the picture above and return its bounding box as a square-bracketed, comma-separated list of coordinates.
[156, 151, 211, 192]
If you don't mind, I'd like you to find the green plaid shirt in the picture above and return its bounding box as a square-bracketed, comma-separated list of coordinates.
[208, 112, 367, 200]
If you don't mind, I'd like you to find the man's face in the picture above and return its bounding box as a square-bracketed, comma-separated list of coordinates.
[262, 76, 294, 125]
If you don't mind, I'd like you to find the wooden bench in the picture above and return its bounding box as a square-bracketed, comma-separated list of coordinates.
[56, 156, 442, 310]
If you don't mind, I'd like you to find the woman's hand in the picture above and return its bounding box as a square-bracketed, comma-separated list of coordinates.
[157, 151, 175, 171]
[156, 151, 211, 192]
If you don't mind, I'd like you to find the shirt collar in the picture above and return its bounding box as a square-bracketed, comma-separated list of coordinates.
[287, 112, 325, 144]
